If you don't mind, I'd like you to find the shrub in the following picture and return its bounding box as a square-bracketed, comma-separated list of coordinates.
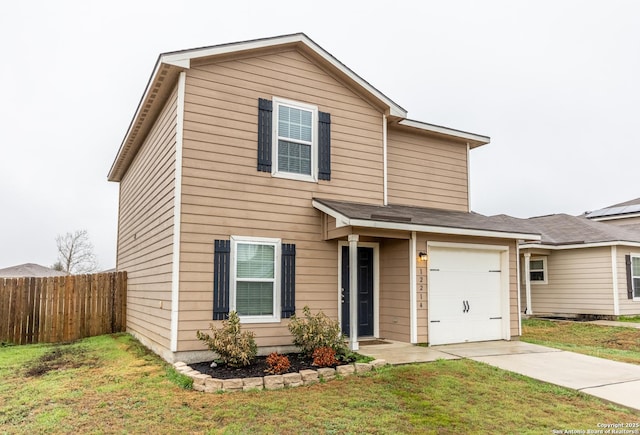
[265, 353, 291, 375]
[288, 306, 347, 357]
[196, 311, 257, 367]
[312, 347, 338, 367]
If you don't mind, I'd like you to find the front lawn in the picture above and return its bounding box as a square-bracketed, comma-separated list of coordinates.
[0, 333, 637, 433]
[522, 318, 640, 365]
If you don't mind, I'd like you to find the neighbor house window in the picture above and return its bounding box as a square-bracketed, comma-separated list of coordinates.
[230, 236, 281, 323]
[273, 98, 318, 182]
[632, 255, 640, 299]
[529, 257, 547, 284]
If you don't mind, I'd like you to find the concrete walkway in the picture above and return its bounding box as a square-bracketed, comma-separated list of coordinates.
[359, 340, 640, 412]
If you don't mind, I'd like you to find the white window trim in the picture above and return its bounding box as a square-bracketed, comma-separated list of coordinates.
[632, 254, 640, 301]
[271, 97, 318, 183]
[230, 235, 281, 323]
[529, 256, 548, 285]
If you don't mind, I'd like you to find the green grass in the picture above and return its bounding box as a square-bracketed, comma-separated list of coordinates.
[618, 315, 640, 323]
[1, 333, 638, 433]
[522, 318, 640, 364]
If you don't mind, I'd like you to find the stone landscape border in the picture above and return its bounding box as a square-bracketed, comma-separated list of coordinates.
[173, 359, 388, 393]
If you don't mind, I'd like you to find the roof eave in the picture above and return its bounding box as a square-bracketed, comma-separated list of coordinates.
[397, 119, 490, 147]
[162, 33, 407, 117]
[108, 33, 409, 182]
[313, 200, 540, 241]
[107, 60, 184, 182]
[521, 241, 640, 250]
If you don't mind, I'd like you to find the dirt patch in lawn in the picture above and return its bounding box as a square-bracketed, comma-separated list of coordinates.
[24, 344, 99, 377]
[189, 353, 341, 379]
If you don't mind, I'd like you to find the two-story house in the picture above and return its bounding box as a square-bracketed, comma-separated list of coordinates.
[108, 34, 539, 363]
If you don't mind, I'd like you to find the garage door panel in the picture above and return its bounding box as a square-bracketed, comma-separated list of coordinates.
[428, 247, 506, 346]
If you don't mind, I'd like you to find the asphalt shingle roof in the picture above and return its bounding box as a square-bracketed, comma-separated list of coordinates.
[520, 214, 640, 245]
[314, 198, 539, 237]
[0, 263, 67, 278]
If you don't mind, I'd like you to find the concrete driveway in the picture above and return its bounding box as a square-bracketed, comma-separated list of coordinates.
[435, 341, 640, 412]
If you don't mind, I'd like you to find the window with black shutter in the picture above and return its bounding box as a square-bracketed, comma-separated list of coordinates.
[626, 254, 640, 300]
[214, 237, 294, 323]
[257, 97, 331, 182]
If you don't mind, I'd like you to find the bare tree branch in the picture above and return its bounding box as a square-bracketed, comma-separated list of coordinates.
[55, 230, 99, 275]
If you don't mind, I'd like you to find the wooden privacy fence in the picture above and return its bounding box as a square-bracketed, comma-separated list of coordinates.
[0, 272, 126, 345]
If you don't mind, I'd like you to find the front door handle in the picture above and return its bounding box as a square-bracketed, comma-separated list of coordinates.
[341, 288, 345, 304]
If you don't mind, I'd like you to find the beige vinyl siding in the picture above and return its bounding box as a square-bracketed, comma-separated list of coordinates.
[379, 239, 410, 342]
[616, 247, 640, 315]
[387, 127, 468, 211]
[177, 49, 385, 351]
[117, 85, 178, 357]
[531, 247, 614, 315]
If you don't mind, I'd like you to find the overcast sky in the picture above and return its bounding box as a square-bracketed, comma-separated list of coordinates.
[1, 0, 638, 270]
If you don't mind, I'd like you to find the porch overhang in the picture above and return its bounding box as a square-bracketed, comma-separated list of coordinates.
[313, 199, 541, 241]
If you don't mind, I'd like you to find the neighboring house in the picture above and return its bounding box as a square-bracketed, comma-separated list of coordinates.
[0, 263, 67, 278]
[108, 33, 539, 363]
[516, 214, 640, 318]
[584, 197, 640, 231]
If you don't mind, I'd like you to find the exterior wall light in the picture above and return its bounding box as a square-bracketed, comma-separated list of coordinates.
[418, 252, 428, 262]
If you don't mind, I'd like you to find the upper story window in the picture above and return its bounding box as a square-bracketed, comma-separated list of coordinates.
[257, 97, 330, 182]
[273, 98, 318, 181]
[529, 257, 547, 284]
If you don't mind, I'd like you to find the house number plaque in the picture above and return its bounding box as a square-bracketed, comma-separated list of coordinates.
[416, 261, 427, 308]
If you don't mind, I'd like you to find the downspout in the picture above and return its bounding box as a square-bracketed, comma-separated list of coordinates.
[170, 71, 186, 353]
[466, 142, 471, 212]
[611, 246, 620, 316]
[383, 114, 388, 206]
[516, 242, 522, 335]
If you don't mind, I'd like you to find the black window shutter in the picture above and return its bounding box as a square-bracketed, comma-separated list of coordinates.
[318, 111, 331, 180]
[626, 254, 633, 299]
[213, 240, 231, 319]
[281, 243, 296, 318]
[257, 98, 273, 172]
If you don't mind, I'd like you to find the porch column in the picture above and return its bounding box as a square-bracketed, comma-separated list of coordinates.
[348, 234, 359, 351]
[524, 252, 533, 315]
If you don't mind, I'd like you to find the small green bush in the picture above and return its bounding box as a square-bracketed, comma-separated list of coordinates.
[196, 311, 257, 367]
[288, 306, 347, 357]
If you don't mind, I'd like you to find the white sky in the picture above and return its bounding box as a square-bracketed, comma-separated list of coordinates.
[1, 0, 638, 270]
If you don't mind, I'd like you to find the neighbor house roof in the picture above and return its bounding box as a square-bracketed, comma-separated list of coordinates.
[108, 33, 490, 182]
[518, 214, 640, 249]
[584, 197, 640, 220]
[0, 263, 67, 278]
[313, 199, 541, 240]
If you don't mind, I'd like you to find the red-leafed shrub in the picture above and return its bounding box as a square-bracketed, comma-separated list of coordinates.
[265, 352, 291, 375]
[312, 347, 339, 367]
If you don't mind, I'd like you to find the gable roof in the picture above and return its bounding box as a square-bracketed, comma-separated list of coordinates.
[313, 198, 540, 240]
[108, 33, 490, 182]
[585, 197, 640, 220]
[518, 214, 640, 248]
[0, 263, 67, 278]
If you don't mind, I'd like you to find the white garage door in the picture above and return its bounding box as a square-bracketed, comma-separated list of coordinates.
[428, 246, 506, 346]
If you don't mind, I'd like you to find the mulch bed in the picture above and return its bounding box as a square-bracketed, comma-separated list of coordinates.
[189, 354, 340, 380]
